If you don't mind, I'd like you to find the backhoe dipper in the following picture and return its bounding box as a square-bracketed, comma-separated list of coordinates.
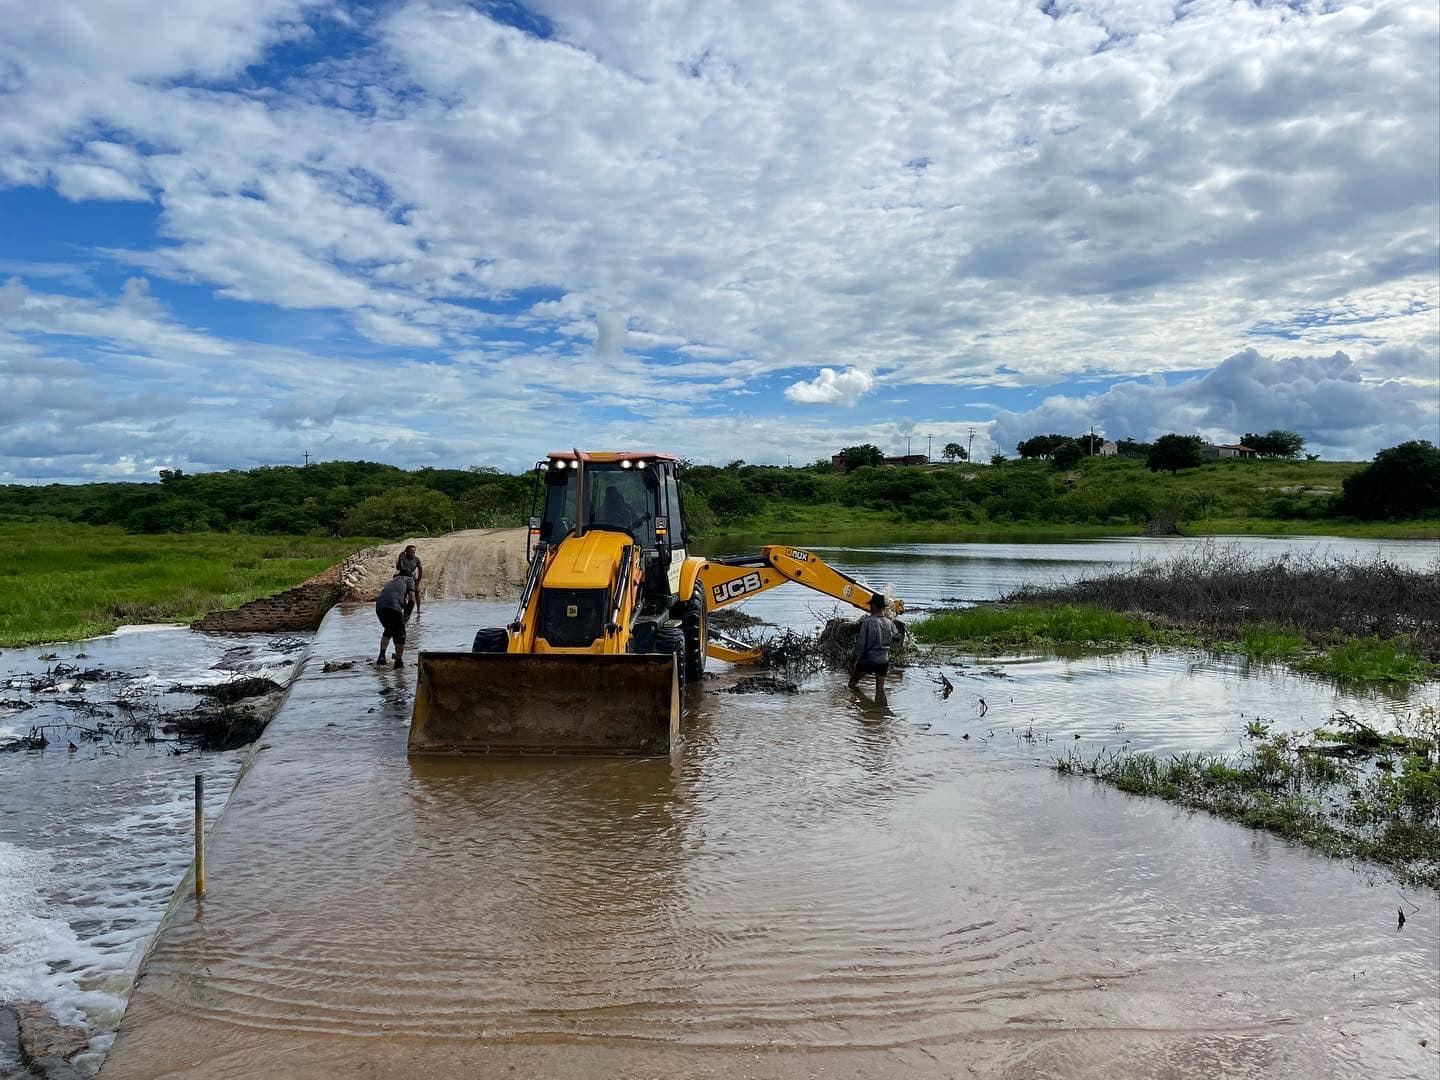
[408, 450, 901, 756]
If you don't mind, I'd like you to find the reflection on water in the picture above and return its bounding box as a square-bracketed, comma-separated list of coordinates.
[100, 592, 1439, 1079]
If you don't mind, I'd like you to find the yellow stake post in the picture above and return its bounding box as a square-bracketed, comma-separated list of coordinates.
[194, 773, 205, 899]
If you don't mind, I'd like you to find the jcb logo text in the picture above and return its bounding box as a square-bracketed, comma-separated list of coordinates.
[712, 572, 763, 604]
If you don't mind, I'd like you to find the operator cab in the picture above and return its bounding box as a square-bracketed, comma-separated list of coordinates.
[530, 452, 689, 602]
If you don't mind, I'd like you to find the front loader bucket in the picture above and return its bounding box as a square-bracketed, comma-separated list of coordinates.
[408, 652, 680, 756]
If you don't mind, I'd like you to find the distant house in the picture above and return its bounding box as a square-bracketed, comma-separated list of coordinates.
[1098, 440, 1118, 457]
[1201, 442, 1259, 460]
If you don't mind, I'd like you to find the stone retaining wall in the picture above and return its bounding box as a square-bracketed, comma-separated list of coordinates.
[190, 562, 354, 633]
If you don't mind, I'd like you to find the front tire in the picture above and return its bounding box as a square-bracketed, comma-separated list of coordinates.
[656, 623, 687, 706]
[681, 584, 707, 683]
[471, 627, 509, 653]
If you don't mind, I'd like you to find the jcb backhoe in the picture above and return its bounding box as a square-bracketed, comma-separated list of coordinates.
[408, 450, 901, 756]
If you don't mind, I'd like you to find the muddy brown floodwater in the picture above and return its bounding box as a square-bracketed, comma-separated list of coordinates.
[98, 588, 1438, 1080]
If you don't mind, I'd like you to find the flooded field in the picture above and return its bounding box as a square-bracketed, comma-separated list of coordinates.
[4, 535, 1438, 1077]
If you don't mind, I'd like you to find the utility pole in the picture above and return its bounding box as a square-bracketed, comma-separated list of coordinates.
[927, 434, 932, 462]
[1089, 424, 1095, 456]
[967, 428, 975, 463]
[906, 434, 912, 458]
[303, 450, 311, 467]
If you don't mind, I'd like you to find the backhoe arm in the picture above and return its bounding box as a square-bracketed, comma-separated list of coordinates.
[697, 546, 901, 664]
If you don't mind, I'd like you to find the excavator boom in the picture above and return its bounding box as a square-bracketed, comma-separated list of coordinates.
[696, 546, 900, 664]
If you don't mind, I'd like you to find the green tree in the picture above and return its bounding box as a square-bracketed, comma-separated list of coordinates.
[343, 489, 457, 538]
[1115, 438, 1151, 459]
[941, 441, 967, 462]
[1050, 439, 1084, 470]
[1147, 434, 1205, 474]
[1242, 429, 1306, 458]
[1016, 434, 1069, 459]
[1335, 440, 1440, 519]
[838, 444, 884, 471]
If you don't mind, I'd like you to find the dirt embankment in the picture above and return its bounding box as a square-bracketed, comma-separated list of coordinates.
[339, 528, 528, 602]
[192, 529, 529, 634]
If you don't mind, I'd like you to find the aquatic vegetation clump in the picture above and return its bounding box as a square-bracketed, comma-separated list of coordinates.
[1055, 713, 1440, 890]
[1297, 636, 1435, 683]
[1238, 624, 1307, 661]
[911, 603, 1174, 649]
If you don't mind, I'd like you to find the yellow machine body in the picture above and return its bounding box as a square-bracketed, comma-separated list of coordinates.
[408, 451, 900, 758]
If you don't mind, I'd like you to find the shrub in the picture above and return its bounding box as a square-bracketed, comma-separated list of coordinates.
[1335, 440, 1440, 519]
[343, 489, 456, 538]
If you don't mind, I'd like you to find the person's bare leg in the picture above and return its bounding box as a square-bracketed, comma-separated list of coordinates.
[393, 643, 405, 668]
[377, 634, 390, 664]
[874, 672, 887, 704]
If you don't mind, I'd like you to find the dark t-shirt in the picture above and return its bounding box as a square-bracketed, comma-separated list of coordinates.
[396, 552, 422, 578]
[376, 575, 416, 612]
[853, 613, 894, 666]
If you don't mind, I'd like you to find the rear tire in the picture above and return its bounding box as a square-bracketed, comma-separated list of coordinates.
[656, 623, 687, 706]
[471, 627, 509, 653]
[681, 584, 707, 683]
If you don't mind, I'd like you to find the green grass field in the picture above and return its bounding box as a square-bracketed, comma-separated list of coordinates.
[1, 523, 371, 647]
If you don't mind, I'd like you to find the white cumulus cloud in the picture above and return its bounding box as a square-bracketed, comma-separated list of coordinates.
[784, 367, 876, 406]
[988, 348, 1439, 459]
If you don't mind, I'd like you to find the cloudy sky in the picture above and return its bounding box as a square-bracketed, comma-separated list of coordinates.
[1, 0, 1436, 481]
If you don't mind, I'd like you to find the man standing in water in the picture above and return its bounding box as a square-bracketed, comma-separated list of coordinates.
[848, 593, 894, 702]
[395, 544, 422, 614]
[376, 571, 419, 669]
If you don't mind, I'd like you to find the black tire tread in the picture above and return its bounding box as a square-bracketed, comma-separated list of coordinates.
[681, 584, 707, 682]
[656, 623, 687, 705]
[471, 627, 509, 653]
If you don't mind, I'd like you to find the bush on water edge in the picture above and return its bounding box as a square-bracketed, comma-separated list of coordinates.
[0, 523, 373, 647]
[1003, 548, 1440, 661]
[1054, 718, 1440, 890]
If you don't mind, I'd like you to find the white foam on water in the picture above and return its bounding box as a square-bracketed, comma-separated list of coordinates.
[0, 841, 127, 1031]
[108, 624, 186, 637]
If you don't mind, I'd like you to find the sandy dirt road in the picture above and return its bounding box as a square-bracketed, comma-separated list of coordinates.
[341, 527, 528, 602]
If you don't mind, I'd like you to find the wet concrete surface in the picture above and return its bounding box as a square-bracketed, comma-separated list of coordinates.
[97, 600, 1439, 1079]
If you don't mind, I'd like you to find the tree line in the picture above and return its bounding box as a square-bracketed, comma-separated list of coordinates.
[681, 439, 1438, 528]
[1, 440, 1433, 540]
[0, 460, 533, 537]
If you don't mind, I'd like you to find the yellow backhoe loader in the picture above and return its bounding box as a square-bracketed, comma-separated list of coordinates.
[408, 450, 902, 756]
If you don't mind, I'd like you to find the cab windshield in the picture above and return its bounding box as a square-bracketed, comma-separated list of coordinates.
[540, 463, 658, 545]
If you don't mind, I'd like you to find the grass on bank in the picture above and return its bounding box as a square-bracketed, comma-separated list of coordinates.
[708, 509, 1438, 542]
[2, 522, 371, 647]
[1054, 718, 1440, 890]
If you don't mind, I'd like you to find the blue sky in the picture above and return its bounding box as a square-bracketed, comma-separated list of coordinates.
[1, 0, 1436, 482]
